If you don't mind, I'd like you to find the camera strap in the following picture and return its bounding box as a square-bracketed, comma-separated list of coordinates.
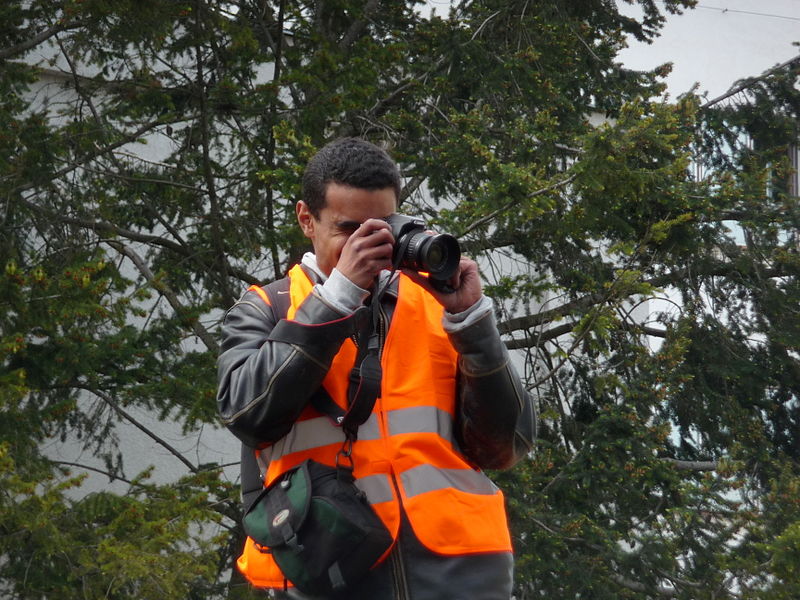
[342, 284, 385, 444]
[338, 272, 405, 471]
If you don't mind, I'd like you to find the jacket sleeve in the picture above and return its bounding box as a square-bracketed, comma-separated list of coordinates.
[216, 287, 359, 447]
[448, 309, 537, 471]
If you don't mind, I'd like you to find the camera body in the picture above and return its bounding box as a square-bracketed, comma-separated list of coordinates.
[383, 214, 460, 284]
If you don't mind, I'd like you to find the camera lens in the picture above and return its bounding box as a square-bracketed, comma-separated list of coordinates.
[384, 213, 460, 282]
[412, 233, 459, 280]
[426, 240, 444, 267]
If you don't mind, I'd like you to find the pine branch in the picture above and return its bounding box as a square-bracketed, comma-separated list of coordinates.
[505, 320, 667, 350]
[10, 118, 182, 197]
[338, 0, 381, 52]
[663, 458, 718, 471]
[399, 175, 426, 205]
[194, 9, 237, 308]
[107, 241, 220, 353]
[52, 460, 136, 485]
[459, 173, 577, 237]
[0, 19, 86, 60]
[609, 574, 677, 597]
[263, 0, 287, 280]
[18, 197, 262, 287]
[701, 53, 800, 110]
[79, 386, 199, 474]
[498, 261, 791, 337]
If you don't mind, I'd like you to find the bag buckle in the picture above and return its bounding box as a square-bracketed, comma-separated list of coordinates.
[335, 437, 354, 472]
[284, 531, 304, 554]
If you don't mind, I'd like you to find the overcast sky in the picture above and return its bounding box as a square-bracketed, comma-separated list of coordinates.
[422, 1, 800, 101]
[618, 0, 800, 100]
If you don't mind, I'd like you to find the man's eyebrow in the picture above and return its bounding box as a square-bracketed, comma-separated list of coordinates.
[335, 220, 361, 231]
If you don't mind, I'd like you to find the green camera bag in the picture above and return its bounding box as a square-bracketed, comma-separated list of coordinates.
[243, 459, 393, 595]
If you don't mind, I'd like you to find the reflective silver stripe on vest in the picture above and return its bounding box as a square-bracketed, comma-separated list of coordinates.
[266, 413, 382, 463]
[387, 406, 454, 443]
[354, 473, 394, 504]
[357, 413, 381, 441]
[270, 416, 344, 458]
[400, 464, 499, 498]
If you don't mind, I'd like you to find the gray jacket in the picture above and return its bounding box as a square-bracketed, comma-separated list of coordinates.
[217, 269, 536, 470]
[216, 267, 536, 599]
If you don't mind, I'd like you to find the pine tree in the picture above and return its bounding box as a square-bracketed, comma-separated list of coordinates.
[2, 1, 799, 597]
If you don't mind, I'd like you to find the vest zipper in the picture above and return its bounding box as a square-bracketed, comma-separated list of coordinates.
[390, 540, 411, 600]
[378, 303, 387, 360]
[379, 286, 408, 598]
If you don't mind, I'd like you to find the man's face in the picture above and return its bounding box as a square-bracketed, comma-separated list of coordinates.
[296, 182, 397, 277]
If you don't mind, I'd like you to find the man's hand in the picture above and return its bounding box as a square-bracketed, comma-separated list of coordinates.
[336, 219, 394, 290]
[403, 257, 483, 314]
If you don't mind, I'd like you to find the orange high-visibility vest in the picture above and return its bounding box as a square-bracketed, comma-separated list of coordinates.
[237, 264, 511, 588]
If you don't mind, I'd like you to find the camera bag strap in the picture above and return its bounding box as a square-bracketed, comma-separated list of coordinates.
[343, 297, 382, 438]
[240, 272, 395, 592]
[242, 273, 384, 504]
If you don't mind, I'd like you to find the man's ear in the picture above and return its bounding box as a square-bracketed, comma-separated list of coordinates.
[296, 201, 315, 238]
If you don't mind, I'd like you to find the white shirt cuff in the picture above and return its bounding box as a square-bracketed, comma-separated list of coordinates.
[442, 295, 493, 333]
[316, 268, 370, 314]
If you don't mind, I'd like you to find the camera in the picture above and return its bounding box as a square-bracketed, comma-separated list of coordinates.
[383, 214, 460, 284]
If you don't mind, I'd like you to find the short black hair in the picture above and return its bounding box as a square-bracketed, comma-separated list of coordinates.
[302, 137, 401, 218]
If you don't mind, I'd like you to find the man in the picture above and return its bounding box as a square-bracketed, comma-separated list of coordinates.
[217, 137, 536, 599]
